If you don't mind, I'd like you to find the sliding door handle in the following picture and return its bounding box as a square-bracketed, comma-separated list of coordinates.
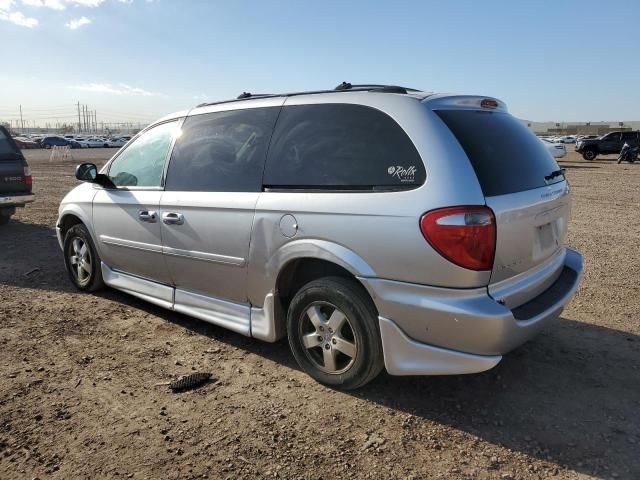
[162, 212, 184, 225]
[138, 210, 157, 223]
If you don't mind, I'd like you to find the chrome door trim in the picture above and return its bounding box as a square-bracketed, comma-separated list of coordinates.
[162, 245, 245, 266]
[99, 234, 163, 253]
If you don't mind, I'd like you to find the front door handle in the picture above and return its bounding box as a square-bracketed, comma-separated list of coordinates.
[138, 210, 157, 223]
[162, 212, 184, 225]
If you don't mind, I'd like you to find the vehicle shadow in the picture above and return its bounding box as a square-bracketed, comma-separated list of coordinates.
[100, 287, 640, 479]
[0, 219, 75, 293]
[558, 164, 600, 170]
[2, 221, 639, 477]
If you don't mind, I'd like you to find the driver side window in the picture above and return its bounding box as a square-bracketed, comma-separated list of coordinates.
[108, 120, 180, 187]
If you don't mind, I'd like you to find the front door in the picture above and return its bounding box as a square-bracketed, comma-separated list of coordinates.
[93, 120, 181, 284]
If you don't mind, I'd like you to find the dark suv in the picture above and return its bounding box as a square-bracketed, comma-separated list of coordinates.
[0, 126, 34, 225]
[576, 131, 640, 160]
[41, 136, 81, 149]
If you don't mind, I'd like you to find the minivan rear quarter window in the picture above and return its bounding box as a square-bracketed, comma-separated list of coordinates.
[264, 104, 425, 190]
[436, 109, 563, 197]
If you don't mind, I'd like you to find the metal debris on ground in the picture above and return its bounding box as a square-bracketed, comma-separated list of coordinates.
[169, 372, 213, 392]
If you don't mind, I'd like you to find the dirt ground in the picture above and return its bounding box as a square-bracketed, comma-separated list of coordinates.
[0, 147, 639, 480]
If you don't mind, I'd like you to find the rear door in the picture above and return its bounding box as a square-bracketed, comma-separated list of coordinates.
[435, 108, 569, 285]
[622, 131, 639, 147]
[600, 132, 622, 154]
[0, 127, 30, 195]
[160, 105, 280, 310]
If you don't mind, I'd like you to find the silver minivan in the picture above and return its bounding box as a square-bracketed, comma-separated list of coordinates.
[57, 84, 583, 389]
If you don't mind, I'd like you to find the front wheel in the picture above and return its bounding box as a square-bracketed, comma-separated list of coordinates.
[287, 277, 384, 390]
[63, 224, 105, 292]
[582, 149, 596, 161]
[0, 214, 11, 226]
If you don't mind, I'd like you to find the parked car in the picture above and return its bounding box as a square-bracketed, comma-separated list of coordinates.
[78, 137, 105, 148]
[41, 136, 81, 149]
[57, 84, 583, 389]
[560, 136, 576, 144]
[575, 131, 640, 160]
[541, 138, 566, 158]
[104, 137, 129, 148]
[0, 126, 34, 225]
[13, 137, 41, 149]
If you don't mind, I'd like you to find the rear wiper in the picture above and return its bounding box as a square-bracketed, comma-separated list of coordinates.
[545, 168, 565, 181]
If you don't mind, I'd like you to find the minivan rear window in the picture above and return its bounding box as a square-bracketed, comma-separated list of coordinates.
[264, 104, 425, 190]
[435, 110, 563, 197]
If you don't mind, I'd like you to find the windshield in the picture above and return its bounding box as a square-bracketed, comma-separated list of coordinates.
[436, 109, 564, 197]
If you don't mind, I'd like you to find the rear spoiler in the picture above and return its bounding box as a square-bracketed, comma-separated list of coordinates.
[422, 95, 508, 113]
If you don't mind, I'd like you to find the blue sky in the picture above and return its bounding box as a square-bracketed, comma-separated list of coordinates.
[1, 0, 640, 126]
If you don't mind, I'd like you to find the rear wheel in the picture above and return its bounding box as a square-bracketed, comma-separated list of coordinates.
[63, 224, 104, 292]
[0, 214, 11, 225]
[287, 277, 384, 390]
[582, 148, 596, 161]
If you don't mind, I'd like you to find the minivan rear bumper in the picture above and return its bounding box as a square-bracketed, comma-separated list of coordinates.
[359, 247, 583, 376]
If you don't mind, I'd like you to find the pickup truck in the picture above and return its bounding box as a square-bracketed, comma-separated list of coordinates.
[575, 131, 640, 161]
[0, 126, 34, 225]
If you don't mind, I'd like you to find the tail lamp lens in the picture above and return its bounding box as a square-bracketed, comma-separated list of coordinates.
[420, 206, 496, 271]
[24, 166, 32, 186]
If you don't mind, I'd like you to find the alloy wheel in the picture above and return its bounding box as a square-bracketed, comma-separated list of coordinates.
[298, 301, 358, 374]
[69, 237, 92, 286]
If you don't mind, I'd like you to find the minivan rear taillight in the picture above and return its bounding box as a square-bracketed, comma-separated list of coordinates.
[420, 206, 496, 271]
[24, 166, 32, 186]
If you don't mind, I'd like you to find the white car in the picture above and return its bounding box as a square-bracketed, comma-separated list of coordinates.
[78, 137, 105, 148]
[105, 138, 128, 148]
[541, 138, 566, 158]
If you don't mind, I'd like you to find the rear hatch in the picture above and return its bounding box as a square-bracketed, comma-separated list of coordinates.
[435, 107, 569, 291]
[0, 127, 31, 194]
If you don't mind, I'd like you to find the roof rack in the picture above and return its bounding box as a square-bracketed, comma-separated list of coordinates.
[236, 92, 274, 100]
[335, 82, 419, 94]
[195, 82, 423, 109]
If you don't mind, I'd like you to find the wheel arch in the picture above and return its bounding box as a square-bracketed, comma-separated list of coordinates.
[250, 240, 378, 342]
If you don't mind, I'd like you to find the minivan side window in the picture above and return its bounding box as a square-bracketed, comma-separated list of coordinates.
[165, 107, 279, 192]
[263, 104, 425, 189]
[108, 120, 180, 188]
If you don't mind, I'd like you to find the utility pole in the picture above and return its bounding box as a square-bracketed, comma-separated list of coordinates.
[19, 105, 24, 133]
[94, 110, 97, 133]
[77, 102, 82, 133]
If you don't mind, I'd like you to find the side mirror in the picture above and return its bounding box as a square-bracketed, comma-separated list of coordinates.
[75, 163, 116, 188]
[76, 163, 97, 182]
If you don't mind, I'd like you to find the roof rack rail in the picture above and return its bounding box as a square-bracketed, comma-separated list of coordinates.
[194, 83, 424, 109]
[236, 92, 274, 99]
[334, 82, 419, 94]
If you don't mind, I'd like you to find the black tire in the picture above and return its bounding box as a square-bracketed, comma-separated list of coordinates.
[287, 276, 384, 390]
[582, 148, 596, 161]
[63, 224, 105, 292]
[0, 214, 11, 226]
